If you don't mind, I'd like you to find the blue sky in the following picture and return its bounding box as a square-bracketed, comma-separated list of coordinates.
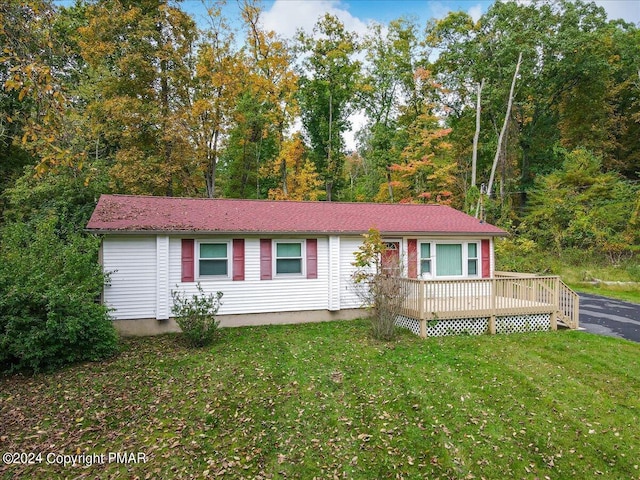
[176, 0, 639, 37]
[184, 0, 492, 36]
[55, 1, 640, 34]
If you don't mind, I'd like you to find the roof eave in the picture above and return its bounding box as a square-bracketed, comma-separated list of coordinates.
[86, 228, 509, 237]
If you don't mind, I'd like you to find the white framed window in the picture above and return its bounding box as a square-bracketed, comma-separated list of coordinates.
[467, 243, 479, 277]
[419, 241, 480, 278]
[198, 241, 230, 278]
[275, 240, 304, 276]
[420, 242, 432, 275]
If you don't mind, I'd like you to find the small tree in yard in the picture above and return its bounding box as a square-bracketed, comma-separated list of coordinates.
[171, 284, 223, 347]
[352, 228, 409, 341]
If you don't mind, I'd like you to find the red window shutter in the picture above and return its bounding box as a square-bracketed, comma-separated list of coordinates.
[181, 239, 195, 282]
[306, 239, 318, 279]
[260, 239, 272, 280]
[481, 239, 491, 278]
[232, 239, 245, 281]
[407, 239, 418, 279]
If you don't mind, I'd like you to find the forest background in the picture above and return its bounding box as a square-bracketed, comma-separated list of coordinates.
[0, 0, 639, 369]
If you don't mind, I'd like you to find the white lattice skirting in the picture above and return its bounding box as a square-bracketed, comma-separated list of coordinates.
[395, 314, 551, 337]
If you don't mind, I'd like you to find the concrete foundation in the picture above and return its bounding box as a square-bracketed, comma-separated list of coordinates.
[112, 308, 368, 336]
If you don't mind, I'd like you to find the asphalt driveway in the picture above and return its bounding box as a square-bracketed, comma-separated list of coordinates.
[579, 293, 640, 343]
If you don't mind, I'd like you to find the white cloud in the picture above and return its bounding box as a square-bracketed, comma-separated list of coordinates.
[467, 4, 484, 22]
[428, 2, 455, 20]
[516, 0, 638, 24]
[427, 2, 485, 23]
[261, 1, 372, 151]
[261, 0, 370, 39]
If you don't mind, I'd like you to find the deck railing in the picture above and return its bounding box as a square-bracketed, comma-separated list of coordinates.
[558, 281, 580, 329]
[398, 273, 579, 336]
[495, 272, 580, 329]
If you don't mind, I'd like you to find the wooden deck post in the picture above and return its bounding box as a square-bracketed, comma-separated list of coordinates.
[488, 278, 497, 334]
[419, 280, 427, 338]
[550, 311, 558, 331]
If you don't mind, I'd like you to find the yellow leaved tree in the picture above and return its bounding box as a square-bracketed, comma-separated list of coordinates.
[264, 134, 323, 201]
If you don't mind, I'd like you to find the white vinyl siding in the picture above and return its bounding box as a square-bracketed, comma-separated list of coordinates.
[156, 235, 170, 320]
[101, 233, 493, 321]
[339, 236, 365, 309]
[170, 237, 328, 316]
[328, 236, 341, 310]
[102, 236, 157, 320]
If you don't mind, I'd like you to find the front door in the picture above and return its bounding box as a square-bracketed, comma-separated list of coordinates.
[381, 241, 400, 275]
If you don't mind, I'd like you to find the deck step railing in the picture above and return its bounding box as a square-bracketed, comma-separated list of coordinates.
[558, 280, 580, 329]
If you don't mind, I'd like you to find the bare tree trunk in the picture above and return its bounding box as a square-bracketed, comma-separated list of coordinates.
[487, 52, 522, 198]
[326, 91, 333, 201]
[281, 156, 288, 197]
[471, 78, 484, 187]
[205, 130, 219, 198]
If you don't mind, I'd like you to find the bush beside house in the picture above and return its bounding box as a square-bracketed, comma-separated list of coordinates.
[0, 216, 119, 372]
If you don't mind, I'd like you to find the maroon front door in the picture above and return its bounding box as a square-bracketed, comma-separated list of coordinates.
[381, 241, 400, 275]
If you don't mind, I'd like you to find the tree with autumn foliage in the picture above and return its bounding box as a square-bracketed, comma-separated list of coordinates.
[385, 68, 456, 204]
[188, 3, 244, 198]
[0, 1, 84, 187]
[427, 0, 640, 217]
[221, 0, 299, 199]
[78, 0, 199, 196]
[263, 133, 323, 201]
[355, 18, 423, 203]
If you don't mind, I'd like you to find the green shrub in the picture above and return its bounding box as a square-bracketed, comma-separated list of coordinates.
[171, 284, 223, 347]
[0, 217, 119, 373]
[494, 237, 552, 274]
[626, 262, 640, 282]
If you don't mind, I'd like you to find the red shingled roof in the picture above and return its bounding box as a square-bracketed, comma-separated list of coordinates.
[86, 194, 507, 236]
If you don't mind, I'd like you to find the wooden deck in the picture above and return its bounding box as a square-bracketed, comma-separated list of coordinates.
[397, 273, 579, 337]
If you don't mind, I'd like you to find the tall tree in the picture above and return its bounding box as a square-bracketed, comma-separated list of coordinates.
[356, 18, 424, 202]
[296, 14, 361, 200]
[189, 2, 243, 198]
[78, 0, 199, 196]
[221, 0, 298, 199]
[385, 69, 455, 204]
[0, 1, 79, 193]
[428, 0, 640, 214]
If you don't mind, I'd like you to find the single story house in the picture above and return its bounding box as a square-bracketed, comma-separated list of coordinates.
[87, 194, 509, 335]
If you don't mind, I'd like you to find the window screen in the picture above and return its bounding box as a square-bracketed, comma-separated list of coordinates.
[199, 243, 228, 276]
[276, 242, 302, 274]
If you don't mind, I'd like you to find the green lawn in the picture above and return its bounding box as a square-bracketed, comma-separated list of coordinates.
[570, 283, 640, 304]
[2, 320, 640, 479]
